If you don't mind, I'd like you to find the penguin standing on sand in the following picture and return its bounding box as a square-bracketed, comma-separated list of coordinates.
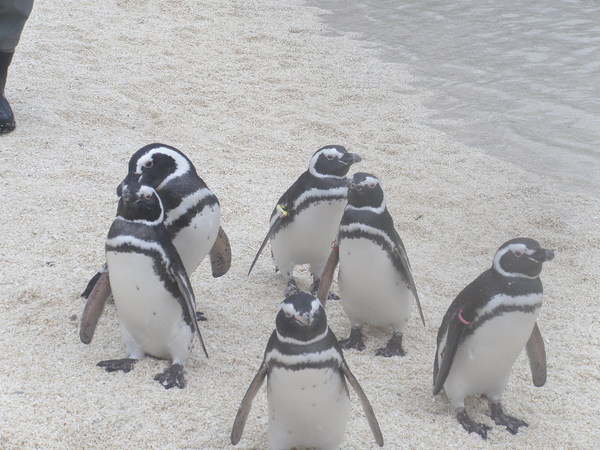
[80, 143, 231, 344]
[96, 181, 208, 389]
[319, 173, 424, 356]
[231, 292, 383, 449]
[248, 146, 361, 297]
[433, 238, 554, 439]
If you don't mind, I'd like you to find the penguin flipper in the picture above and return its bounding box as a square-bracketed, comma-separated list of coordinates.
[81, 270, 102, 298]
[526, 322, 547, 387]
[170, 266, 209, 359]
[209, 226, 232, 278]
[340, 360, 384, 447]
[317, 247, 339, 306]
[433, 309, 471, 395]
[231, 362, 267, 445]
[248, 214, 285, 275]
[80, 270, 111, 344]
[391, 239, 425, 326]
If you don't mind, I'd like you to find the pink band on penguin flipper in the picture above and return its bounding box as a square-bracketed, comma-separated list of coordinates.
[458, 309, 471, 325]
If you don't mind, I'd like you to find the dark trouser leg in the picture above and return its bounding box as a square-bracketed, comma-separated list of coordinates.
[0, 0, 35, 133]
[0, 51, 14, 133]
[0, 0, 35, 52]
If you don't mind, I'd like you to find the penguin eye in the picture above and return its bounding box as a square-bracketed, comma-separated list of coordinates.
[143, 193, 152, 200]
[326, 154, 335, 160]
[144, 160, 153, 168]
[513, 249, 524, 257]
[368, 182, 377, 189]
[285, 311, 293, 318]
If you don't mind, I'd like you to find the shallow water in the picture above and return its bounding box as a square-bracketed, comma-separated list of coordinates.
[312, 0, 600, 199]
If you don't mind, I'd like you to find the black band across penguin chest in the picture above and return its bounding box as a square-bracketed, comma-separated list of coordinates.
[265, 330, 343, 372]
[338, 209, 408, 276]
[273, 175, 349, 233]
[464, 275, 543, 337]
[159, 180, 219, 237]
[106, 222, 194, 329]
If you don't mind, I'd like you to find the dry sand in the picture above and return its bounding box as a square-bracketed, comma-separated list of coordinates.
[1, 0, 599, 448]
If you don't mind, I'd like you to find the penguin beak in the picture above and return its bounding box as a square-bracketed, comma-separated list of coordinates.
[530, 249, 555, 263]
[348, 180, 365, 192]
[117, 173, 133, 197]
[340, 152, 362, 166]
[121, 186, 136, 204]
[295, 312, 313, 327]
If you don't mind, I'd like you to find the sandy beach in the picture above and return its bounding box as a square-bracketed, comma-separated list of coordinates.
[1, 0, 599, 448]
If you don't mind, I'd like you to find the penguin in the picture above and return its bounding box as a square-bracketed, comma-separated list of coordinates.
[248, 145, 361, 298]
[80, 143, 231, 344]
[319, 173, 425, 357]
[433, 238, 554, 439]
[96, 180, 208, 389]
[231, 292, 383, 449]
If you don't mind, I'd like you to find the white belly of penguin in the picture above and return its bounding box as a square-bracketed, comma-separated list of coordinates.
[271, 200, 346, 274]
[339, 238, 413, 329]
[442, 294, 541, 407]
[170, 203, 220, 275]
[267, 366, 350, 450]
[107, 251, 193, 362]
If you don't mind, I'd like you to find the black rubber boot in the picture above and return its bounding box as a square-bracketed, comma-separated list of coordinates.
[0, 52, 16, 134]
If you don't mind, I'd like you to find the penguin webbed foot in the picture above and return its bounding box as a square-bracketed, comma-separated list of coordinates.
[490, 402, 528, 434]
[154, 363, 186, 389]
[456, 408, 491, 439]
[309, 277, 339, 301]
[284, 278, 302, 298]
[196, 311, 207, 322]
[97, 358, 137, 373]
[339, 327, 366, 351]
[375, 332, 405, 357]
[309, 278, 320, 296]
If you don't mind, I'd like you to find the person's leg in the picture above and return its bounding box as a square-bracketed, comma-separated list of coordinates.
[0, 0, 35, 134]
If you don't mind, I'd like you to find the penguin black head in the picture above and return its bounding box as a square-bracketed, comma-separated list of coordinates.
[347, 172, 386, 210]
[117, 144, 195, 196]
[117, 181, 164, 224]
[309, 145, 362, 178]
[275, 293, 328, 343]
[492, 238, 555, 279]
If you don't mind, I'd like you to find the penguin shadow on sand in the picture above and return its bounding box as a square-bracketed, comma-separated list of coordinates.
[79, 144, 232, 389]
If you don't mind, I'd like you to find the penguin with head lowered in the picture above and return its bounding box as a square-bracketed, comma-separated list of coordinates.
[319, 172, 425, 356]
[96, 180, 208, 389]
[80, 143, 231, 344]
[231, 292, 383, 449]
[433, 238, 554, 439]
[248, 145, 361, 298]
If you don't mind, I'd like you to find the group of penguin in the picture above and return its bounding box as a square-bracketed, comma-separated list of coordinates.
[80, 143, 554, 447]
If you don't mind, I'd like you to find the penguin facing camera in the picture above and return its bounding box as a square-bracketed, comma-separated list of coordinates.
[80, 143, 231, 344]
[93, 181, 208, 389]
[318, 172, 424, 357]
[231, 292, 383, 449]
